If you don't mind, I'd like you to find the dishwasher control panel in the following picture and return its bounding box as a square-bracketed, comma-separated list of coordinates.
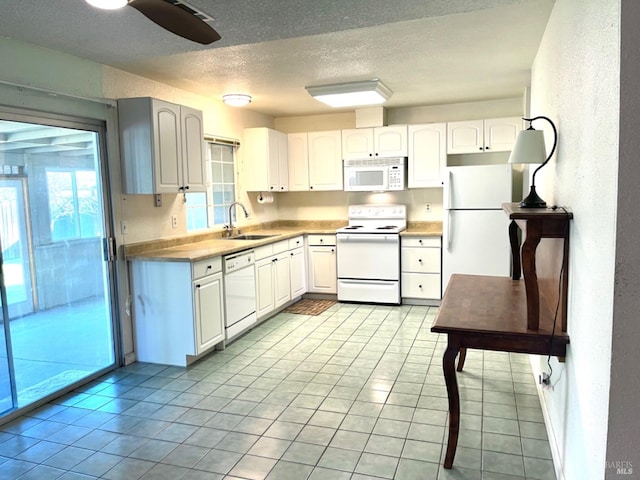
[224, 250, 255, 273]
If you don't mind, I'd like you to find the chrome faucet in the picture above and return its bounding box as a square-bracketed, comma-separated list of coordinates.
[227, 202, 249, 237]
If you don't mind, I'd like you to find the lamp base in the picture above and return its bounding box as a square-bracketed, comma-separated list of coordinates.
[520, 186, 547, 208]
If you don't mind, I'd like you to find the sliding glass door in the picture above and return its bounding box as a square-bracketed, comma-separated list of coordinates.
[0, 114, 117, 413]
[0, 254, 17, 413]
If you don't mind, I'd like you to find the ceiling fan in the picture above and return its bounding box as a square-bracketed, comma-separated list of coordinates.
[85, 0, 221, 44]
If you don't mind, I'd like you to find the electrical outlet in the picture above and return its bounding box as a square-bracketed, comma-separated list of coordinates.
[425, 203, 431, 213]
[171, 215, 178, 228]
[539, 372, 551, 385]
[120, 221, 128, 234]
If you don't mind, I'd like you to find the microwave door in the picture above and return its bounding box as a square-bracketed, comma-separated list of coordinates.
[345, 167, 388, 191]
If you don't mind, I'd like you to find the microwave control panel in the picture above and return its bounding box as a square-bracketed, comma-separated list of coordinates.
[388, 165, 404, 190]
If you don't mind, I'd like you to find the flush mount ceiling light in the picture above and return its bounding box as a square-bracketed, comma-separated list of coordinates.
[222, 94, 252, 107]
[305, 79, 392, 108]
[85, 0, 127, 9]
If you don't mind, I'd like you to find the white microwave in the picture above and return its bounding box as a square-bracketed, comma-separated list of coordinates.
[343, 157, 407, 192]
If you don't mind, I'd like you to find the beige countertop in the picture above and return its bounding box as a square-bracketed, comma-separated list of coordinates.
[403, 222, 443, 236]
[125, 220, 442, 262]
[124, 222, 344, 262]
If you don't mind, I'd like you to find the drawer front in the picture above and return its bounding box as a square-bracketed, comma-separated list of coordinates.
[402, 236, 441, 248]
[402, 273, 441, 299]
[307, 234, 336, 246]
[272, 239, 290, 254]
[288, 236, 304, 250]
[254, 244, 274, 260]
[401, 247, 441, 273]
[192, 256, 222, 279]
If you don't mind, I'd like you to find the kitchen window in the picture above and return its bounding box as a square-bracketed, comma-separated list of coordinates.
[186, 138, 238, 231]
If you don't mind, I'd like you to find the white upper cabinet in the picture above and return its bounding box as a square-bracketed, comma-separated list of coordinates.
[375, 126, 408, 157]
[243, 127, 289, 192]
[287, 132, 310, 191]
[342, 128, 374, 159]
[342, 125, 408, 160]
[408, 123, 447, 188]
[447, 117, 522, 154]
[484, 117, 523, 152]
[119, 97, 207, 195]
[307, 130, 343, 191]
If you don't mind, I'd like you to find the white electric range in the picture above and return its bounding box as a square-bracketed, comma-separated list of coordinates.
[336, 204, 406, 304]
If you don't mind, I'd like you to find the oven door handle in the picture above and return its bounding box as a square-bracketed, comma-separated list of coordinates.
[337, 234, 397, 242]
[339, 279, 396, 285]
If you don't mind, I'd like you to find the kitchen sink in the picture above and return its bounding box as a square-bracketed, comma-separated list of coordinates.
[229, 234, 277, 240]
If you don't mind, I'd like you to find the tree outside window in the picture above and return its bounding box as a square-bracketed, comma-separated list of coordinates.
[46, 169, 102, 241]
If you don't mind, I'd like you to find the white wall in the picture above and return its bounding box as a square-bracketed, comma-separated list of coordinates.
[529, 1, 620, 478]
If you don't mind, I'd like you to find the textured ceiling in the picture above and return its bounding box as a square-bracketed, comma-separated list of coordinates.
[0, 0, 555, 117]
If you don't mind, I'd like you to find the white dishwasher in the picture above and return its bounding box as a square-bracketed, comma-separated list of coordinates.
[224, 250, 257, 340]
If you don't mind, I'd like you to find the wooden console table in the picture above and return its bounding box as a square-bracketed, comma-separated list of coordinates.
[431, 203, 572, 469]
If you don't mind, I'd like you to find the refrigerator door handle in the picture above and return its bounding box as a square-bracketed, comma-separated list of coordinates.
[447, 210, 453, 251]
[445, 170, 453, 209]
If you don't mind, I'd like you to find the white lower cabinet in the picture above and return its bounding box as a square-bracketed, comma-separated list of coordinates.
[193, 273, 224, 353]
[307, 235, 337, 294]
[256, 257, 276, 318]
[130, 257, 224, 366]
[289, 246, 306, 298]
[255, 239, 299, 320]
[401, 236, 442, 303]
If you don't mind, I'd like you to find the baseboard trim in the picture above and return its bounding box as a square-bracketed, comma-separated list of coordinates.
[530, 355, 565, 480]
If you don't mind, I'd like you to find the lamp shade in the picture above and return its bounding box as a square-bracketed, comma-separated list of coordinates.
[508, 129, 547, 165]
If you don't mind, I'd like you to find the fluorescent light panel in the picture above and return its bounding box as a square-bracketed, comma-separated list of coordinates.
[306, 80, 392, 108]
[85, 0, 127, 9]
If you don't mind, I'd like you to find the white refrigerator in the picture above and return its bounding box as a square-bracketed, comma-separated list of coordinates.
[442, 164, 515, 292]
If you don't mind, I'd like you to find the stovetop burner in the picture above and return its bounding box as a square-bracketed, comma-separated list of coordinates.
[336, 204, 407, 235]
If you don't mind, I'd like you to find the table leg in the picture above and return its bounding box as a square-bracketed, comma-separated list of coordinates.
[509, 220, 521, 280]
[456, 347, 467, 372]
[521, 220, 542, 330]
[443, 336, 461, 469]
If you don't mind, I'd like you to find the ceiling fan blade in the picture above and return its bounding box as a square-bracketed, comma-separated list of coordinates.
[128, 0, 221, 44]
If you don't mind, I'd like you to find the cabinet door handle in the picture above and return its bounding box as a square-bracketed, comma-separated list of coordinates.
[418, 259, 423, 263]
[206, 265, 212, 270]
[310, 185, 314, 189]
[331, 248, 335, 253]
[418, 284, 423, 289]
[270, 186, 274, 190]
[195, 284, 201, 288]
[479, 147, 483, 151]
[418, 239, 423, 244]
[485, 146, 490, 150]
[184, 185, 190, 190]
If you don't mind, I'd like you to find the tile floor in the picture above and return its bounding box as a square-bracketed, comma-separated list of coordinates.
[0, 303, 556, 480]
